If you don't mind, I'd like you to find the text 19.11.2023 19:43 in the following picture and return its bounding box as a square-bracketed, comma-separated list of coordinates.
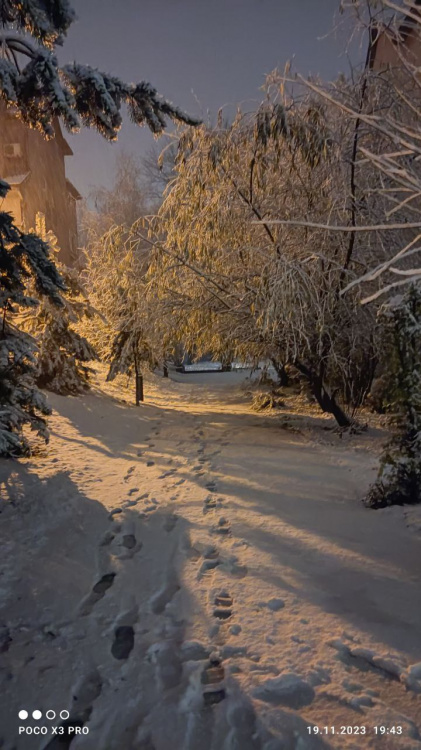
[307, 726, 403, 736]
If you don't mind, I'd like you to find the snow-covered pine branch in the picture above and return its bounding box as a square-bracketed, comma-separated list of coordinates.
[0, 0, 200, 139]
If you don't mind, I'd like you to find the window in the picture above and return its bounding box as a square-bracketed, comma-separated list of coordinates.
[4, 143, 22, 158]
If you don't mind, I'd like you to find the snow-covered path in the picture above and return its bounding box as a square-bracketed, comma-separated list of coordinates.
[1, 371, 421, 749]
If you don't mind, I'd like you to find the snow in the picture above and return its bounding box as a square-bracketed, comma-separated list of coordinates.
[183, 362, 223, 372]
[253, 673, 316, 708]
[0, 365, 421, 749]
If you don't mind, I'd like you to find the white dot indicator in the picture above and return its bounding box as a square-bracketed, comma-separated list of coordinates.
[60, 710, 70, 720]
[46, 710, 56, 720]
[32, 710, 42, 720]
[18, 710, 28, 720]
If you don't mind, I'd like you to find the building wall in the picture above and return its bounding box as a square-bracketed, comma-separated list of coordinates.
[0, 110, 79, 266]
[371, 26, 421, 71]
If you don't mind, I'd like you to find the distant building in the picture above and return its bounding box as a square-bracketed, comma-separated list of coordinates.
[368, 1, 421, 71]
[0, 108, 81, 266]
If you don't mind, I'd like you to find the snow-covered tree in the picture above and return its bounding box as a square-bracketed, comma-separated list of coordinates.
[0, 0, 199, 454]
[20, 224, 97, 394]
[34, 272, 97, 394]
[146, 80, 380, 427]
[0, 181, 65, 455]
[84, 152, 152, 240]
[365, 283, 421, 507]
[283, 1, 421, 301]
[82, 225, 167, 404]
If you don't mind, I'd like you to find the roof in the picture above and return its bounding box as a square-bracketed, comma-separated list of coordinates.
[53, 118, 73, 156]
[2, 172, 31, 186]
[66, 178, 82, 201]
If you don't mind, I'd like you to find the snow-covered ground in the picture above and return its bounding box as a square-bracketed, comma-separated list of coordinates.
[1, 368, 421, 750]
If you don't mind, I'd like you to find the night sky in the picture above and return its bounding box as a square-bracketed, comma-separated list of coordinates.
[60, 0, 363, 196]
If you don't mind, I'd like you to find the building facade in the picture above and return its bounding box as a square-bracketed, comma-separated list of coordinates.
[0, 109, 81, 266]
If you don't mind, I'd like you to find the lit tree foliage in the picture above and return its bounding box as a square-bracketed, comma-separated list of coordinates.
[147, 79, 380, 427]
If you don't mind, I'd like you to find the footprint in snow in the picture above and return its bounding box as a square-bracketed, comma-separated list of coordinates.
[203, 495, 223, 514]
[92, 573, 116, 596]
[78, 573, 116, 615]
[111, 626, 135, 660]
[144, 504, 158, 513]
[163, 514, 178, 532]
[123, 498, 139, 508]
[197, 547, 220, 579]
[122, 534, 137, 550]
[124, 466, 135, 482]
[211, 517, 231, 536]
[213, 591, 233, 620]
[159, 469, 177, 479]
[259, 598, 285, 612]
[201, 656, 226, 706]
[224, 556, 248, 578]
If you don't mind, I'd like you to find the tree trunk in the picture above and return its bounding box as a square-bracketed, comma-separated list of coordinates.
[294, 360, 351, 428]
[163, 363, 169, 378]
[271, 359, 289, 387]
[134, 355, 144, 405]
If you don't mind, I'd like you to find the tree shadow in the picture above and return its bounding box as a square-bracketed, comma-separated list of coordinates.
[0, 461, 337, 750]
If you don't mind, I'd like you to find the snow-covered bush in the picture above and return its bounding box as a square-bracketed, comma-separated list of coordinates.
[365, 283, 421, 507]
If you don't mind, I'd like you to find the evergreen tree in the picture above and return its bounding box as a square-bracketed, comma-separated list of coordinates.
[0, 0, 199, 454]
[365, 283, 421, 507]
[21, 226, 97, 395]
[0, 180, 65, 455]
